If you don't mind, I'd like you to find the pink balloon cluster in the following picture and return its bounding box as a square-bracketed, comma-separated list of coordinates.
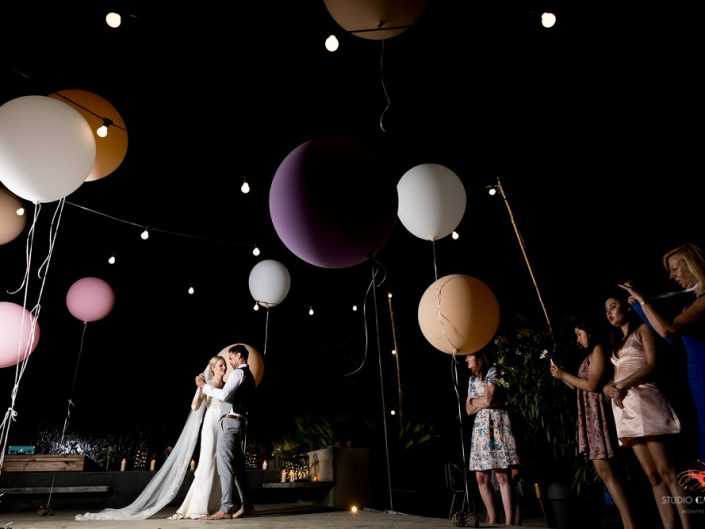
[0, 301, 40, 368]
[66, 277, 115, 322]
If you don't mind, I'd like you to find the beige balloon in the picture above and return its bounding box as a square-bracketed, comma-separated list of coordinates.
[418, 274, 500, 355]
[49, 89, 128, 181]
[218, 343, 264, 386]
[324, 0, 427, 40]
[0, 188, 26, 245]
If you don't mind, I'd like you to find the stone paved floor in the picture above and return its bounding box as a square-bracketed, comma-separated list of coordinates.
[0, 503, 548, 529]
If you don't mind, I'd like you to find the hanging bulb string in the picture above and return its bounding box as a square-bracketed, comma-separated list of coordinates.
[65, 201, 256, 248]
[51, 92, 127, 132]
[378, 39, 391, 133]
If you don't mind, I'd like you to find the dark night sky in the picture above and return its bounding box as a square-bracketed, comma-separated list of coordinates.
[0, 1, 702, 460]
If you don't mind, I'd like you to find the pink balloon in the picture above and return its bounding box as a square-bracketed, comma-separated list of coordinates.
[0, 301, 40, 368]
[66, 277, 115, 322]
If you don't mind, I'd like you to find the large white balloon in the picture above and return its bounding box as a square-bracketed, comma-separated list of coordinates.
[248, 259, 291, 308]
[0, 95, 96, 203]
[397, 163, 466, 241]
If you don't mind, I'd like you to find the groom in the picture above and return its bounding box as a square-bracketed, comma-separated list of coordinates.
[196, 344, 256, 519]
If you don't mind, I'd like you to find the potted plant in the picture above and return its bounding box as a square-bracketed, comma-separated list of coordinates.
[487, 320, 600, 528]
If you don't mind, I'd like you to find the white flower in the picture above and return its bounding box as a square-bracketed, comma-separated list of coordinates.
[540, 349, 548, 359]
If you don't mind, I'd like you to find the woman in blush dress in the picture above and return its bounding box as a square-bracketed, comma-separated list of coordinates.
[620, 242, 705, 462]
[550, 321, 635, 529]
[466, 351, 520, 526]
[603, 294, 691, 529]
[168, 355, 227, 520]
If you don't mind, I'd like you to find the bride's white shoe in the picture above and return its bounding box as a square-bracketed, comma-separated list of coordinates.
[166, 513, 184, 520]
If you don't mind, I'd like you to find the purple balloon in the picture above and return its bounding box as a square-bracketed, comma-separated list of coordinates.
[269, 137, 397, 269]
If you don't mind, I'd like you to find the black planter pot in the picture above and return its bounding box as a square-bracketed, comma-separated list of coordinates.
[545, 482, 599, 529]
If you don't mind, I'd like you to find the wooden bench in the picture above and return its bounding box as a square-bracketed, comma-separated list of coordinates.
[0, 485, 110, 494]
[0, 455, 89, 472]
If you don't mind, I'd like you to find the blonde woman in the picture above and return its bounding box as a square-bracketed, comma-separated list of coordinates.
[169, 355, 227, 520]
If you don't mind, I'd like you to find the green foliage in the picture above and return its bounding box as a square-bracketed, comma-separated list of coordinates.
[292, 414, 336, 452]
[397, 420, 441, 452]
[487, 325, 595, 494]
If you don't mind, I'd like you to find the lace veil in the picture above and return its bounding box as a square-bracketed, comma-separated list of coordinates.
[75, 364, 211, 521]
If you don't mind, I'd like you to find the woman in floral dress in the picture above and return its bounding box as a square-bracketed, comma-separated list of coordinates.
[466, 351, 520, 526]
[550, 321, 635, 529]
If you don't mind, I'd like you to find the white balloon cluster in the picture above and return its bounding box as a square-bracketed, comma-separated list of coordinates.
[0, 95, 96, 204]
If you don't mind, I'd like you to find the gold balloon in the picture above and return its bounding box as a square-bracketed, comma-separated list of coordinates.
[0, 188, 26, 245]
[218, 343, 264, 386]
[418, 274, 500, 355]
[49, 89, 128, 181]
[324, 0, 427, 40]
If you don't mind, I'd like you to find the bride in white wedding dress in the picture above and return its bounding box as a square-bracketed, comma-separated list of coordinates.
[168, 355, 226, 519]
[75, 356, 226, 521]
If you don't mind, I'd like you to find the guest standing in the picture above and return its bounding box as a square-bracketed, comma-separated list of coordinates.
[466, 351, 520, 526]
[550, 321, 635, 529]
[603, 294, 690, 529]
[619, 242, 705, 462]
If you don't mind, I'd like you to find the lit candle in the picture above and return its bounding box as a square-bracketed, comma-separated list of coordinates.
[280, 469, 286, 483]
[120, 458, 126, 472]
[262, 460, 268, 470]
[289, 469, 295, 482]
[190, 459, 196, 471]
[150, 458, 156, 471]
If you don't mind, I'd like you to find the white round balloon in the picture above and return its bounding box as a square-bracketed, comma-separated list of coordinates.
[397, 163, 466, 241]
[0, 95, 96, 203]
[248, 259, 291, 308]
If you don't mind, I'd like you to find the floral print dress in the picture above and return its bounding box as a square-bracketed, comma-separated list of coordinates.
[468, 366, 520, 471]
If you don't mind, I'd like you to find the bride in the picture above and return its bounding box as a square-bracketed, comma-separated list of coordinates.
[76, 356, 226, 521]
[168, 355, 226, 519]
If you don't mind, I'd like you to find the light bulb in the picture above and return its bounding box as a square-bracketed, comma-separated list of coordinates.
[488, 187, 497, 196]
[241, 180, 250, 194]
[252, 246, 260, 256]
[452, 231, 460, 240]
[325, 34, 339, 52]
[352, 305, 358, 311]
[308, 306, 314, 316]
[140, 229, 149, 240]
[391, 349, 396, 356]
[16, 207, 25, 216]
[108, 255, 116, 265]
[387, 292, 392, 299]
[96, 125, 108, 137]
[541, 12, 557, 28]
[105, 12, 121, 28]
[188, 286, 195, 295]
[390, 410, 396, 416]
[253, 303, 259, 311]
[350, 506, 358, 513]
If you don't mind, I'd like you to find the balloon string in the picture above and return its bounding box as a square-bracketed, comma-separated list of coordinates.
[6, 203, 40, 296]
[69, 322, 88, 395]
[451, 355, 473, 512]
[263, 307, 270, 356]
[369, 260, 394, 512]
[0, 200, 63, 480]
[378, 39, 391, 133]
[432, 240, 459, 353]
[344, 258, 387, 377]
[37, 198, 65, 280]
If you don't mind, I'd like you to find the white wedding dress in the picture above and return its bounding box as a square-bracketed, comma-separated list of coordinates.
[76, 366, 221, 521]
[170, 394, 223, 518]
